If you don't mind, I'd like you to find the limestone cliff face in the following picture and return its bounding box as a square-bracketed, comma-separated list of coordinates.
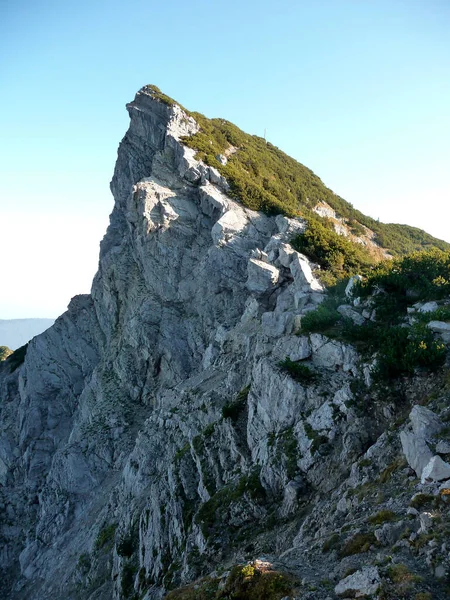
[1, 87, 449, 600]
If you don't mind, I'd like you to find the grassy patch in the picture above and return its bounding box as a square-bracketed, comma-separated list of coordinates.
[300, 304, 340, 333]
[322, 533, 340, 553]
[6, 343, 28, 372]
[165, 564, 297, 600]
[0, 346, 12, 361]
[222, 386, 250, 422]
[292, 216, 375, 284]
[95, 523, 117, 551]
[368, 509, 396, 525]
[195, 469, 265, 539]
[338, 532, 377, 557]
[388, 564, 420, 585]
[278, 358, 318, 384]
[409, 494, 436, 510]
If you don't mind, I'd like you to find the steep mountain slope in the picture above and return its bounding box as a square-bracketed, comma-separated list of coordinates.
[1, 87, 450, 600]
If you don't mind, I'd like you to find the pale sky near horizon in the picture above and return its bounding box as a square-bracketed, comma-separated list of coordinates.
[1, 0, 449, 319]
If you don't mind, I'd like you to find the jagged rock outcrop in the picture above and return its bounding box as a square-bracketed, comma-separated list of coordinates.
[1, 86, 450, 600]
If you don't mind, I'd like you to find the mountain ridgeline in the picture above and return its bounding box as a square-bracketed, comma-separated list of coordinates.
[148, 84, 449, 261]
[1, 86, 450, 600]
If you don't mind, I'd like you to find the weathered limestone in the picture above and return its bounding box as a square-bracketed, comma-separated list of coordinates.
[421, 456, 450, 484]
[335, 566, 381, 597]
[400, 431, 433, 477]
[410, 405, 443, 439]
[289, 253, 323, 292]
[247, 259, 280, 293]
[345, 274, 363, 298]
[401, 406, 443, 478]
[427, 320, 450, 342]
[337, 304, 366, 326]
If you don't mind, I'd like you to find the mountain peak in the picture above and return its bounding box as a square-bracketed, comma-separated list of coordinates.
[1, 87, 449, 600]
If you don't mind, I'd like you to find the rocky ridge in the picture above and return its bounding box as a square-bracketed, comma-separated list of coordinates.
[1, 86, 450, 600]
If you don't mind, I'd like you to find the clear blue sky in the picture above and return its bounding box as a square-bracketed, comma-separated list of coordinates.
[1, 0, 449, 318]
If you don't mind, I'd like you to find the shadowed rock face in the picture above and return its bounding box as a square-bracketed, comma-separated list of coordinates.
[1, 87, 449, 600]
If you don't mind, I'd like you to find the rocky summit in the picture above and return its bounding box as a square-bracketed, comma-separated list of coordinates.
[1, 86, 450, 600]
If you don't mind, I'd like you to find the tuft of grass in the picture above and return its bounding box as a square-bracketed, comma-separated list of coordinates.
[222, 386, 250, 422]
[387, 563, 421, 585]
[338, 532, 377, 557]
[409, 494, 436, 510]
[377, 457, 406, 483]
[6, 343, 28, 372]
[165, 564, 297, 600]
[368, 509, 396, 525]
[300, 304, 340, 333]
[95, 523, 117, 551]
[0, 346, 13, 361]
[278, 358, 318, 384]
[322, 533, 340, 553]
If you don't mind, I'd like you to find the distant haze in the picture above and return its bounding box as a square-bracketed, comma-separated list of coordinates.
[0, 319, 55, 350]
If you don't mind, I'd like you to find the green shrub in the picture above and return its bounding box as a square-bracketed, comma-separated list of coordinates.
[409, 494, 436, 509]
[300, 305, 340, 332]
[338, 532, 376, 557]
[357, 249, 450, 316]
[291, 216, 375, 283]
[416, 304, 450, 324]
[373, 325, 446, 380]
[6, 343, 28, 372]
[278, 358, 318, 383]
[165, 564, 296, 600]
[95, 523, 117, 551]
[117, 533, 137, 558]
[0, 346, 12, 361]
[368, 509, 396, 525]
[222, 386, 250, 422]
[322, 533, 340, 553]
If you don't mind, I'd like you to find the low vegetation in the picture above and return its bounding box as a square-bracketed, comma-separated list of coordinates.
[357, 249, 450, 322]
[0, 346, 13, 361]
[299, 249, 450, 380]
[222, 386, 250, 422]
[338, 532, 377, 557]
[95, 523, 117, 551]
[165, 563, 297, 600]
[5, 343, 28, 372]
[278, 358, 318, 384]
[291, 216, 375, 284]
[195, 469, 265, 540]
[368, 509, 396, 525]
